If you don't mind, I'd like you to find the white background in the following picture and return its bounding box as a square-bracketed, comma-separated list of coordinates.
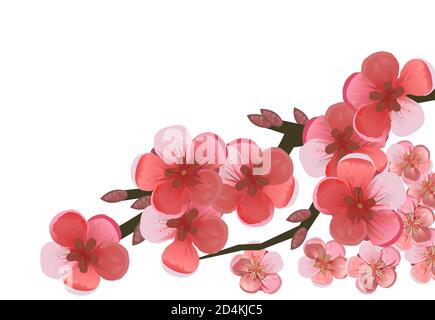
[0, 0, 434, 300]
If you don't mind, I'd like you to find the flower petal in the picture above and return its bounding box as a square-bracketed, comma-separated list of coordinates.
[134, 153, 168, 190]
[230, 255, 251, 276]
[312, 271, 333, 286]
[139, 206, 176, 243]
[395, 230, 414, 250]
[154, 125, 191, 164]
[40, 242, 71, 279]
[386, 143, 407, 176]
[240, 274, 261, 293]
[411, 262, 432, 283]
[399, 59, 434, 96]
[361, 52, 399, 88]
[330, 214, 367, 246]
[358, 241, 382, 262]
[63, 265, 100, 292]
[367, 210, 403, 247]
[381, 247, 401, 267]
[405, 245, 427, 264]
[369, 172, 406, 210]
[376, 266, 397, 288]
[50, 210, 87, 248]
[189, 170, 223, 206]
[314, 178, 350, 215]
[343, 72, 378, 109]
[303, 116, 331, 142]
[87, 215, 121, 247]
[191, 215, 228, 254]
[298, 257, 319, 278]
[299, 139, 333, 177]
[257, 148, 293, 185]
[213, 184, 242, 213]
[325, 241, 346, 260]
[261, 274, 282, 294]
[337, 156, 375, 191]
[162, 239, 199, 274]
[93, 243, 129, 280]
[347, 256, 366, 277]
[261, 251, 283, 274]
[413, 227, 433, 243]
[391, 97, 424, 137]
[192, 132, 227, 167]
[329, 257, 347, 279]
[415, 206, 435, 227]
[262, 176, 295, 208]
[325, 102, 357, 131]
[354, 104, 391, 142]
[303, 238, 326, 259]
[358, 147, 387, 173]
[152, 180, 190, 215]
[237, 191, 274, 226]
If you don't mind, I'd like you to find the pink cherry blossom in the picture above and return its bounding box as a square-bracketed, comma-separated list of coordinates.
[347, 242, 400, 294]
[300, 102, 387, 177]
[405, 229, 435, 283]
[395, 196, 434, 250]
[133, 125, 226, 215]
[298, 238, 347, 286]
[314, 153, 406, 246]
[407, 172, 435, 208]
[140, 203, 228, 274]
[214, 139, 295, 226]
[387, 141, 431, 182]
[41, 210, 129, 292]
[231, 250, 283, 294]
[344, 51, 434, 141]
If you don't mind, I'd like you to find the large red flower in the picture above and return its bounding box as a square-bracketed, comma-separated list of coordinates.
[133, 125, 226, 215]
[41, 211, 129, 292]
[214, 139, 295, 226]
[314, 154, 406, 246]
[344, 52, 434, 141]
[300, 102, 387, 177]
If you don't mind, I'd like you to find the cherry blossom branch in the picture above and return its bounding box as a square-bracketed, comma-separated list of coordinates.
[120, 213, 142, 238]
[408, 90, 435, 103]
[200, 204, 320, 260]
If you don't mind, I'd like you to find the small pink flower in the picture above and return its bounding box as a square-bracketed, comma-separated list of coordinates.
[314, 153, 406, 246]
[395, 196, 434, 250]
[344, 51, 434, 141]
[405, 229, 435, 283]
[133, 125, 226, 215]
[347, 242, 401, 294]
[231, 250, 283, 294]
[298, 238, 347, 286]
[140, 203, 228, 274]
[214, 139, 295, 226]
[300, 102, 387, 177]
[41, 211, 129, 292]
[387, 141, 431, 182]
[407, 172, 435, 208]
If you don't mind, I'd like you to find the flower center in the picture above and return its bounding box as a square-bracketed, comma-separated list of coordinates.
[369, 81, 404, 112]
[402, 153, 417, 169]
[66, 238, 99, 273]
[424, 246, 435, 267]
[313, 254, 332, 272]
[165, 165, 201, 188]
[344, 187, 376, 222]
[325, 127, 359, 159]
[247, 260, 266, 280]
[404, 212, 423, 233]
[235, 165, 269, 196]
[421, 177, 435, 196]
[166, 208, 199, 241]
[369, 258, 386, 277]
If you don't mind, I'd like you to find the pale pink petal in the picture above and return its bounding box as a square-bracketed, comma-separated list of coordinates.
[358, 241, 382, 263]
[411, 262, 432, 283]
[304, 116, 331, 142]
[376, 267, 397, 288]
[398, 59, 434, 96]
[50, 210, 87, 248]
[262, 176, 295, 208]
[162, 239, 199, 274]
[303, 238, 326, 259]
[261, 251, 284, 273]
[343, 72, 377, 109]
[386, 143, 407, 176]
[325, 102, 356, 131]
[191, 216, 228, 254]
[395, 231, 414, 250]
[152, 180, 190, 215]
[257, 147, 293, 185]
[226, 139, 262, 168]
[298, 257, 319, 278]
[213, 184, 242, 213]
[312, 271, 333, 286]
[93, 243, 129, 280]
[192, 132, 227, 166]
[381, 247, 401, 267]
[391, 97, 424, 137]
[329, 257, 347, 279]
[358, 147, 387, 173]
[354, 104, 391, 142]
[230, 255, 251, 276]
[245, 250, 266, 261]
[154, 125, 191, 164]
[356, 265, 377, 294]
[87, 215, 121, 247]
[299, 139, 333, 177]
[330, 214, 368, 246]
[139, 206, 176, 243]
[361, 52, 399, 88]
[325, 241, 346, 259]
[40, 242, 70, 279]
[240, 274, 261, 293]
[415, 206, 435, 227]
[313, 178, 350, 215]
[337, 155, 375, 191]
[347, 256, 366, 277]
[261, 274, 282, 294]
[369, 172, 406, 210]
[63, 265, 100, 292]
[412, 227, 432, 243]
[237, 191, 274, 226]
[134, 153, 168, 190]
[189, 170, 223, 206]
[405, 245, 427, 264]
[367, 210, 403, 247]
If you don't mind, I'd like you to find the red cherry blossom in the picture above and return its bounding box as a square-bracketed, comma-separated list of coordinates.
[405, 229, 435, 283]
